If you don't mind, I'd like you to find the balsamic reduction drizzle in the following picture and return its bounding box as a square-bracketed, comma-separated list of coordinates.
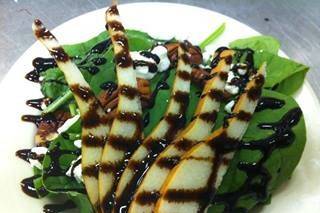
[100, 81, 118, 96]
[25, 57, 56, 83]
[143, 112, 150, 127]
[212, 107, 302, 212]
[43, 200, 76, 213]
[25, 39, 111, 84]
[147, 71, 170, 108]
[21, 113, 57, 127]
[20, 175, 41, 198]
[256, 97, 285, 112]
[26, 97, 51, 111]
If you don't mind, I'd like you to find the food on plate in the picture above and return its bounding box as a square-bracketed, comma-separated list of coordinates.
[17, 2, 308, 213]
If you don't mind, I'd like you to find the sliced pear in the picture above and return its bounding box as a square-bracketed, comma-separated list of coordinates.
[113, 41, 197, 213]
[32, 20, 111, 211]
[98, 5, 143, 212]
[128, 49, 234, 213]
[155, 63, 267, 213]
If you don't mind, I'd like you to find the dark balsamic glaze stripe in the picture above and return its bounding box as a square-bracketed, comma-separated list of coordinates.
[26, 97, 51, 111]
[247, 74, 265, 101]
[143, 112, 150, 127]
[256, 97, 285, 112]
[107, 21, 125, 32]
[210, 47, 229, 68]
[133, 60, 158, 73]
[119, 85, 139, 99]
[70, 84, 94, 101]
[100, 81, 118, 94]
[100, 162, 122, 174]
[49, 47, 69, 62]
[172, 91, 189, 105]
[69, 158, 82, 178]
[174, 138, 195, 151]
[113, 33, 129, 49]
[157, 156, 181, 169]
[25, 57, 57, 83]
[21, 113, 57, 127]
[107, 135, 139, 152]
[16, 149, 45, 163]
[82, 164, 100, 178]
[164, 188, 209, 203]
[82, 134, 105, 147]
[206, 89, 227, 102]
[219, 71, 229, 81]
[107, 5, 119, 15]
[236, 110, 253, 122]
[34, 19, 54, 39]
[212, 108, 302, 212]
[198, 111, 218, 123]
[135, 191, 160, 205]
[43, 200, 76, 213]
[140, 51, 160, 64]
[81, 100, 108, 128]
[177, 70, 191, 81]
[148, 71, 170, 109]
[43, 146, 81, 178]
[20, 175, 43, 198]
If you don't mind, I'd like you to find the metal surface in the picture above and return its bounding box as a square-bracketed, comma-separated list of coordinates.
[0, 0, 319, 96]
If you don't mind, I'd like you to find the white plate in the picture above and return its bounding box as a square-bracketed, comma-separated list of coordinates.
[0, 2, 319, 213]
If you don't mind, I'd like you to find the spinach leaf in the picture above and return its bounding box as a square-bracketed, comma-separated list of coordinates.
[40, 68, 68, 100]
[208, 89, 306, 212]
[229, 36, 280, 54]
[40, 29, 159, 103]
[254, 51, 309, 95]
[230, 36, 308, 95]
[68, 192, 94, 213]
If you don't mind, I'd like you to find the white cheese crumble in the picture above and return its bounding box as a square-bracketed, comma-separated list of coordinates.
[74, 139, 82, 148]
[66, 156, 83, 183]
[225, 84, 239, 95]
[29, 147, 48, 169]
[130, 45, 170, 80]
[57, 114, 80, 134]
[237, 63, 248, 75]
[151, 45, 170, 72]
[225, 100, 235, 114]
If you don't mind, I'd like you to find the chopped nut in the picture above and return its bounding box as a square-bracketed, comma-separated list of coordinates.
[35, 111, 71, 146]
[191, 67, 211, 87]
[165, 42, 203, 66]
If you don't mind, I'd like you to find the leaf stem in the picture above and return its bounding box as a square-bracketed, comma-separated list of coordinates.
[199, 23, 226, 50]
[42, 90, 73, 114]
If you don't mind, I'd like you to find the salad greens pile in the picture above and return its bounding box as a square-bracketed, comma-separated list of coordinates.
[28, 26, 307, 213]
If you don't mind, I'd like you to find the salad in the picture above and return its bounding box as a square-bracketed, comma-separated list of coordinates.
[17, 3, 309, 213]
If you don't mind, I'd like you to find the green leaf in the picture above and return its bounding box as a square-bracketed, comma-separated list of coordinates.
[208, 89, 306, 212]
[68, 192, 94, 213]
[229, 35, 280, 54]
[40, 68, 68, 99]
[229, 36, 309, 95]
[199, 23, 226, 50]
[254, 51, 309, 95]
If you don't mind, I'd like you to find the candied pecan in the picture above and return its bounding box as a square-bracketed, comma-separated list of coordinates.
[191, 67, 212, 87]
[98, 78, 152, 118]
[35, 110, 71, 146]
[165, 42, 203, 66]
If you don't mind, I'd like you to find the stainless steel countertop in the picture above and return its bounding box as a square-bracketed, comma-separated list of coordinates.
[1, 0, 319, 97]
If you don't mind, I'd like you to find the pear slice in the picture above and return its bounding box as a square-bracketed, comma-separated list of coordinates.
[98, 5, 143, 212]
[112, 41, 197, 213]
[128, 49, 235, 213]
[155, 63, 266, 213]
[32, 20, 111, 211]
